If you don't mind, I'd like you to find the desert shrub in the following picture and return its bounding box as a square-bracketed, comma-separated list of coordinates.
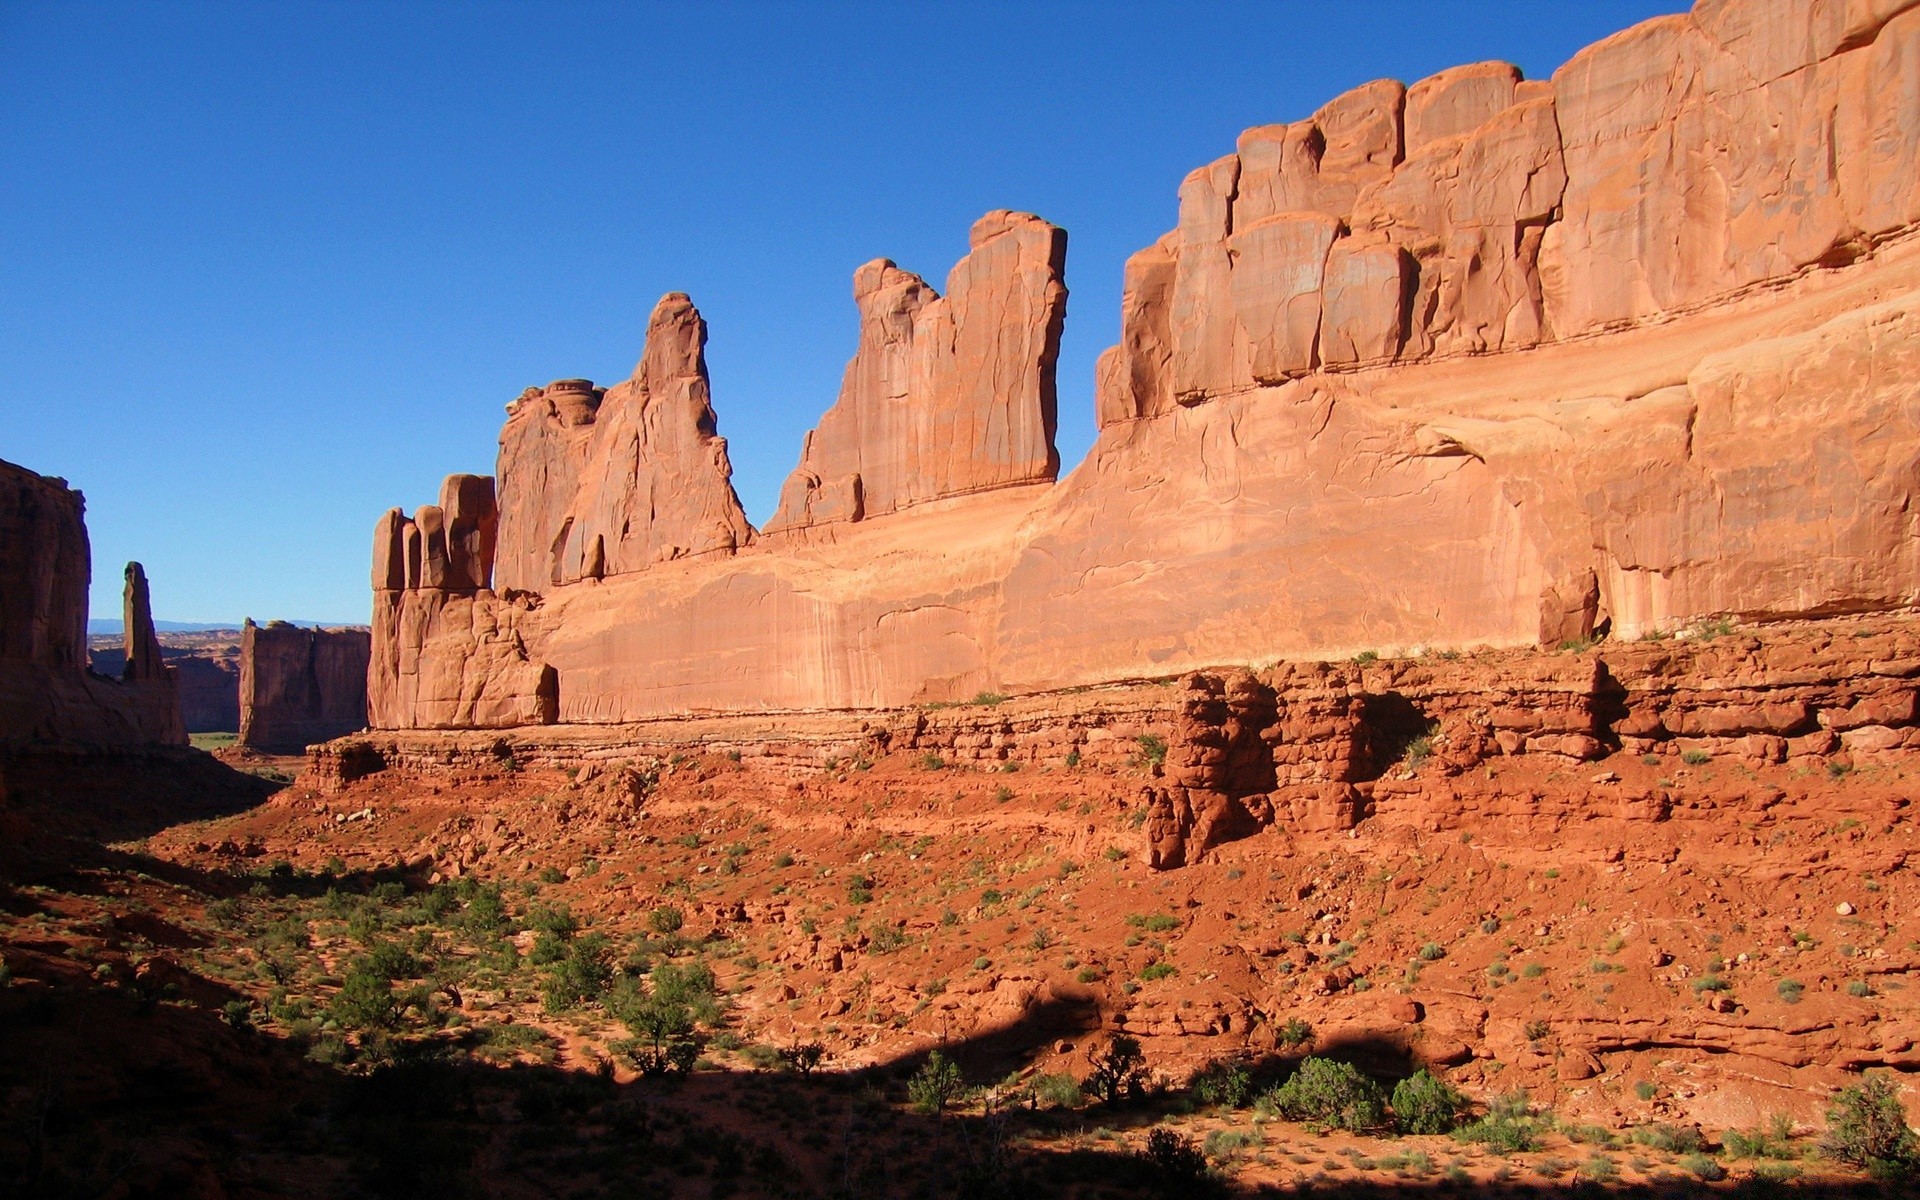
[1139, 962, 1177, 982]
[1085, 1034, 1149, 1105]
[1033, 1072, 1083, 1108]
[1455, 1090, 1544, 1154]
[1203, 1127, 1258, 1162]
[1136, 734, 1168, 767]
[1822, 1074, 1918, 1177]
[1725, 1114, 1797, 1160]
[1680, 1152, 1726, 1181]
[908, 1050, 964, 1115]
[1392, 1069, 1469, 1134]
[459, 884, 510, 937]
[648, 904, 684, 935]
[738, 1043, 782, 1070]
[1137, 1128, 1222, 1198]
[1265, 1057, 1387, 1132]
[1278, 1017, 1314, 1049]
[331, 965, 400, 1031]
[870, 924, 909, 954]
[778, 1041, 825, 1077]
[1188, 1059, 1253, 1109]
[536, 866, 565, 884]
[1417, 941, 1446, 961]
[541, 932, 612, 1012]
[1777, 978, 1805, 1004]
[1630, 1122, 1704, 1154]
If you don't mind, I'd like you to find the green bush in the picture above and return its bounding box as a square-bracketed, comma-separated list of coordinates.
[778, 1041, 824, 1077]
[1392, 1069, 1469, 1134]
[1278, 1017, 1314, 1049]
[1417, 941, 1447, 961]
[908, 1049, 964, 1115]
[331, 965, 400, 1031]
[1455, 1090, 1543, 1154]
[1680, 1153, 1725, 1181]
[648, 905, 684, 935]
[1630, 1122, 1704, 1154]
[1188, 1059, 1253, 1109]
[1822, 1074, 1918, 1178]
[1033, 1072, 1083, 1109]
[1265, 1057, 1387, 1132]
[1777, 978, 1805, 1004]
[541, 932, 612, 1012]
[1136, 734, 1168, 767]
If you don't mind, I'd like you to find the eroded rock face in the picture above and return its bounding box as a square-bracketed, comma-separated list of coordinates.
[238, 621, 371, 753]
[765, 211, 1067, 534]
[363, 1, 1920, 732]
[1093, 0, 1920, 422]
[493, 293, 753, 592]
[0, 458, 185, 748]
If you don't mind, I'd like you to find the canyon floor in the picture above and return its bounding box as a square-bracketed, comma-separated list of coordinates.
[4, 667, 1918, 1198]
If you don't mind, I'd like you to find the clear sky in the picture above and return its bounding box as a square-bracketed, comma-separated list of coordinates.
[1, 1, 1681, 625]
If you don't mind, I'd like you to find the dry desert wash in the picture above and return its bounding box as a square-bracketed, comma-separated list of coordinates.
[12, 2, 1920, 1198]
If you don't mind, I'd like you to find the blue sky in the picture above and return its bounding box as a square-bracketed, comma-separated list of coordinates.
[0, 1, 1680, 624]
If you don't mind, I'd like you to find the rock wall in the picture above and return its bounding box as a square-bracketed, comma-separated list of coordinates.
[0, 458, 185, 749]
[366, 1, 1920, 733]
[765, 211, 1067, 535]
[1094, 0, 1920, 418]
[237, 621, 371, 753]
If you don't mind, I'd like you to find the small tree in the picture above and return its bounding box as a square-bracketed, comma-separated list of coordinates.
[909, 1049, 965, 1116]
[1085, 1034, 1150, 1106]
[779, 1041, 825, 1078]
[1392, 1069, 1469, 1134]
[1267, 1056, 1387, 1132]
[1823, 1074, 1918, 1178]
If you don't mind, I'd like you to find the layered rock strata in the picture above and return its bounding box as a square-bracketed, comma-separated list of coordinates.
[0, 458, 185, 749]
[237, 621, 371, 753]
[367, 0, 1920, 733]
[324, 613, 1920, 874]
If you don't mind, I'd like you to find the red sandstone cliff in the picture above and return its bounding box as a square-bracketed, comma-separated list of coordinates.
[365, 0, 1920, 732]
[765, 211, 1067, 534]
[237, 621, 370, 753]
[0, 459, 185, 749]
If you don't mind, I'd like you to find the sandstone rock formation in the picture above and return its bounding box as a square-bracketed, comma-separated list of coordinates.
[362, 0, 1920, 733]
[0, 458, 185, 748]
[493, 292, 753, 592]
[765, 211, 1067, 534]
[237, 621, 371, 753]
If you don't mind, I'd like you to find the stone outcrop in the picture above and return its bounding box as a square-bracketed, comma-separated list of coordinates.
[0, 458, 185, 749]
[493, 292, 753, 592]
[765, 211, 1067, 534]
[1095, 0, 1920, 416]
[361, 1, 1920, 734]
[237, 621, 371, 753]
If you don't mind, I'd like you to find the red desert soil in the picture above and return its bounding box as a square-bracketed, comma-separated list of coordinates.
[5, 656, 1914, 1196]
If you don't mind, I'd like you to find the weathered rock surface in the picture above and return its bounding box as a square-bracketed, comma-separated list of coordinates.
[765, 211, 1067, 535]
[366, 0, 1920, 732]
[492, 293, 753, 592]
[0, 458, 185, 749]
[237, 621, 371, 753]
